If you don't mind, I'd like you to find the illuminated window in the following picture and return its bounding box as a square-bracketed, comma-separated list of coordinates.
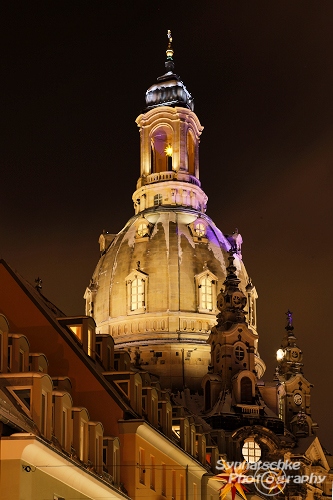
[131, 278, 145, 311]
[88, 328, 93, 357]
[154, 194, 163, 206]
[199, 276, 213, 310]
[69, 326, 82, 341]
[187, 130, 195, 175]
[126, 270, 148, 314]
[194, 223, 205, 237]
[196, 270, 217, 313]
[235, 346, 245, 361]
[172, 424, 181, 437]
[242, 438, 261, 463]
[151, 126, 173, 173]
[137, 223, 149, 237]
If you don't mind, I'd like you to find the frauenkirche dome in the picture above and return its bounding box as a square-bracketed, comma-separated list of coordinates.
[85, 32, 264, 390]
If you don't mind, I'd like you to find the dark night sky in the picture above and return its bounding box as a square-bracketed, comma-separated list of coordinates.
[2, 2, 333, 450]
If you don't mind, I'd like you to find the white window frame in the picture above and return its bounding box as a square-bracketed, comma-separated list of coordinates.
[195, 269, 218, 313]
[126, 270, 148, 315]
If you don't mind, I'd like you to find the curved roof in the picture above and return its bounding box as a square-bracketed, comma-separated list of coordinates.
[89, 206, 250, 336]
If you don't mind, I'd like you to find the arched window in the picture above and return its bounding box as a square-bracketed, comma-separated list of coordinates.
[242, 438, 261, 463]
[187, 130, 195, 175]
[151, 126, 173, 173]
[241, 377, 253, 404]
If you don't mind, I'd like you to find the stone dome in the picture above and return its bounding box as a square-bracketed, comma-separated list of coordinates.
[86, 206, 261, 390]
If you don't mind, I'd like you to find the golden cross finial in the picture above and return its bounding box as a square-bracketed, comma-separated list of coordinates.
[166, 29, 174, 59]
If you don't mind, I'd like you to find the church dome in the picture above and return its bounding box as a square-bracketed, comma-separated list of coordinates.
[89, 208, 248, 328]
[85, 32, 262, 390]
[86, 205, 260, 390]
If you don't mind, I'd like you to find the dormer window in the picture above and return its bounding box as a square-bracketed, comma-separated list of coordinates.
[195, 269, 218, 313]
[126, 269, 148, 315]
[131, 278, 145, 311]
[200, 276, 213, 310]
[189, 219, 208, 242]
[194, 223, 205, 237]
[137, 223, 149, 237]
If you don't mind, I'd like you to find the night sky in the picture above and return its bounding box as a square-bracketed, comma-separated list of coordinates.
[2, 2, 333, 450]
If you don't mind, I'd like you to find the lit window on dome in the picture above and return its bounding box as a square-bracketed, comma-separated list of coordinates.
[131, 278, 145, 311]
[242, 438, 261, 463]
[199, 276, 213, 310]
[194, 223, 205, 237]
[235, 346, 245, 361]
[154, 194, 163, 206]
[137, 223, 149, 237]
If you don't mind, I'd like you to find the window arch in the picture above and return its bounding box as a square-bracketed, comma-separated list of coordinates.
[150, 126, 173, 173]
[187, 130, 195, 175]
[240, 376, 253, 404]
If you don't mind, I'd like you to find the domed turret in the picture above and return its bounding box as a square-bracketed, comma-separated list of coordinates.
[145, 30, 194, 111]
[85, 33, 259, 391]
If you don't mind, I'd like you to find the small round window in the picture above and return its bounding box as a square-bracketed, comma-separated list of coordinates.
[235, 346, 245, 361]
[194, 223, 205, 237]
[242, 438, 261, 463]
[137, 223, 148, 237]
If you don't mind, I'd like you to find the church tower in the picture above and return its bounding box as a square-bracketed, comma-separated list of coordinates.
[86, 32, 259, 392]
[276, 311, 317, 437]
